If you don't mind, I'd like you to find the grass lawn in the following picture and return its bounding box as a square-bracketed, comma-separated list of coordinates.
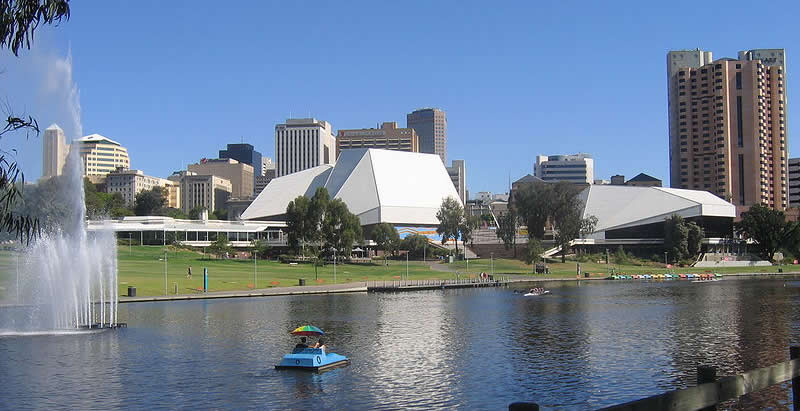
[447, 257, 798, 277]
[2, 246, 798, 299]
[117, 246, 452, 296]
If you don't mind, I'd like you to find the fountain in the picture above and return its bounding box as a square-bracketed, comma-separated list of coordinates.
[1, 135, 121, 332]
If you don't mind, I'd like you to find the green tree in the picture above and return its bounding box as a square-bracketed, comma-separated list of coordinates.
[436, 196, 464, 256]
[664, 214, 689, 262]
[162, 207, 187, 219]
[460, 214, 480, 250]
[736, 204, 798, 261]
[0, 0, 71, 242]
[251, 239, 271, 259]
[523, 238, 543, 265]
[513, 182, 553, 240]
[134, 187, 166, 216]
[308, 187, 330, 242]
[212, 208, 228, 221]
[372, 222, 399, 262]
[285, 196, 311, 254]
[401, 234, 429, 259]
[496, 209, 519, 257]
[686, 221, 704, 258]
[188, 206, 206, 220]
[207, 235, 232, 259]
[322, 198, 362, 255]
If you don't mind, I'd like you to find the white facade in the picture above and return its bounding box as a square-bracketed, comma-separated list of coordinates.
[666, 49, 713, 79]
[579, 185, 736, 240]
[534, 153, 594, 184]
[74, 134, 130, 177]
[42, 124, 70, 178]
[243, 148, 462, 226]
[274, 118, 335, 177]
[105, 169, 178, 207]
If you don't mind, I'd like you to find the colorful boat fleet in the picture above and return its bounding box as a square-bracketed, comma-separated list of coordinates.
[609, 273, 722, 280]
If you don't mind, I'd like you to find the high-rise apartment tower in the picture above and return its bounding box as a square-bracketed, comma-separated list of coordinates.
[407, 108, 447, 163]
[42, 124, 70, 178]
[667, 48, 788, 213]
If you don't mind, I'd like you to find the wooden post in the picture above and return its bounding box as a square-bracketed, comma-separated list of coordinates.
[697, 365, 717, 411]
[509, 402, 539, 411]
[792, 346, 800, 410]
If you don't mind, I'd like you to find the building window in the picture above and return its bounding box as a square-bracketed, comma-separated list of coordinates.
[735, 72, 742, 90]
[738, 154, 745, 205]
[736, 96, 744, 147]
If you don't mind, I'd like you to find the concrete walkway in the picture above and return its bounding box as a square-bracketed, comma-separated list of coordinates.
[120, 282, 368, 303]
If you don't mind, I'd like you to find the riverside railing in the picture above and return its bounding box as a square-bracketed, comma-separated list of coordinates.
[510, 346, 800, 411]
[366, 276, 512, 290]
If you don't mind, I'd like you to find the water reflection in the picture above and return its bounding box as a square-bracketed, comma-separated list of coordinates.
[1, 278, 799, 409]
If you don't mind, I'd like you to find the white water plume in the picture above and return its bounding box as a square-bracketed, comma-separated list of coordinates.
[0, 48, 118, 331]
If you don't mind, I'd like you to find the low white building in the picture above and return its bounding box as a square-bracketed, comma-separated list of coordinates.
[106, 169, 179, 208]
[242, 148, 462, 226]
[535, 153, 594, 184]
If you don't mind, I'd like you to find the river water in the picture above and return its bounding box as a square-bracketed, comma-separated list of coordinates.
[1, 277, 799, 410]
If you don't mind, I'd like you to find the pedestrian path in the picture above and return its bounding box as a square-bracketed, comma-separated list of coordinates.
[119, 282, 367, 303]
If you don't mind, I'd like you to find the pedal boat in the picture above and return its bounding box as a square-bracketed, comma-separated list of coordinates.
[275, 347, 350, 371]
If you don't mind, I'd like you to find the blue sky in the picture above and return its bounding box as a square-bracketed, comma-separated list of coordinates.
[1, 0, 798, 195]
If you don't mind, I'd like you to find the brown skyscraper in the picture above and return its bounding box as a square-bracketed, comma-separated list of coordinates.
[336, 122, 419, 158]
[667, 49, 788, 214]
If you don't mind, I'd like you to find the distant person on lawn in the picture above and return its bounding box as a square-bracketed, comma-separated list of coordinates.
[187, 266, 192, 279]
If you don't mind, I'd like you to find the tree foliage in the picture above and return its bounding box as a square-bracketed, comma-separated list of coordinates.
[207, 235, 232, 259]
[495, 209, 519, 257]
[436, 196, 464, 255]
[686, 221, 704, 258]
[134, 187, 166, 216]
[400, 234, 430, 259]
[0, 0, 71, 242]
[523, 238, 543, 265]
[1, 0, 70, 56]
[84, 178, 131, 218]
[736, 204, 798, 261]
[372, 222, 399, 259]
[285, 195, 311, 253]
[322, 198, 362, 255]
[663, 214, 705, 262]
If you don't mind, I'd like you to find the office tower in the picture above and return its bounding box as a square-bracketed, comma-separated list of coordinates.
[219, 143, 263, 177]
[407, 108, 447, 163]
[336, 122, 420, 158]
[188, 158, 254, 199]
[667, 48, 788, 212]
[178, 174, 232, 214]
[446, 159, 467, 202]
[105, 169, 179, 208]
[534, 154, 594, 184]
[42, 124, 70, 178]
[74, 134, 130, 177]
[274, 118, 335, 177]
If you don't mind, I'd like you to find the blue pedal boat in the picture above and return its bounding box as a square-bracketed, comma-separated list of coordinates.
[275, 347, 350, 372]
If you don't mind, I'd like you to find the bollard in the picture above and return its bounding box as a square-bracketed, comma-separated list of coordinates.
[174, 282, 178, 295]
[697, 365, 717, 411]
[792, 346, 800, 410]
[203, 268, 208, 293]
[127, 286, 136, 297]
[509, 402, 539, 411]
[299, 278, 306, 286]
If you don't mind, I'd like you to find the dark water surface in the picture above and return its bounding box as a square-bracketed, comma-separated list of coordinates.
[2, 278, 800, 410]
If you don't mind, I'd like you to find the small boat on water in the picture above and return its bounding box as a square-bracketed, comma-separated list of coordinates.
[524, 291, 550, 296]
[275, 347, 350, 371]
[276, 325, 350, 372]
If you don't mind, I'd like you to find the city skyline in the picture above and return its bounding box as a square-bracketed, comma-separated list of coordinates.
[3, 1, 798, 196]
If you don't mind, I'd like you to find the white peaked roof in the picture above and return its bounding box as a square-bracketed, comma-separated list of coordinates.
[75, 134, 122, 146]
[579, 185, 736, 238]
[242, 149, 462, 225]
[46, 123, 63, 131]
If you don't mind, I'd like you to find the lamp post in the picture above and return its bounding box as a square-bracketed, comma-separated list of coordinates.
[664, 251, 668, 268]
[330, 247, 337, 284]
[128, 233, 132, 254]
[164, 251, 168, 295]
[406, 251, 409, 281]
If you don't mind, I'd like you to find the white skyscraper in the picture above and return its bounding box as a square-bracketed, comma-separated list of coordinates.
[42, 124, 70, 178]
[274, 118, 336, 177]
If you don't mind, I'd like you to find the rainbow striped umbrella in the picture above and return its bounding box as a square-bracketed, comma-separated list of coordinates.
[290, 325, 325, 336]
